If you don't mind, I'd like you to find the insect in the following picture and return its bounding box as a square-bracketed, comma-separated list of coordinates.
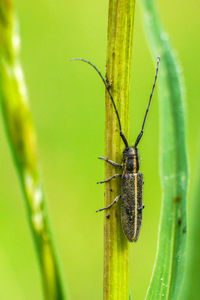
[73, 57, 160, 242]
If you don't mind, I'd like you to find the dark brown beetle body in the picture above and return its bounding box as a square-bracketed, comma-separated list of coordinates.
[121, 147, 143, 242]
[73, 57, 160, 242]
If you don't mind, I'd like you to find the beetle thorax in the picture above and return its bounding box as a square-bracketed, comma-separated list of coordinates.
[123, 147, 139, 173]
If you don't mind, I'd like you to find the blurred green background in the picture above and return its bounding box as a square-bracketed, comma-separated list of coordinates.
[0, 0, 199, 299]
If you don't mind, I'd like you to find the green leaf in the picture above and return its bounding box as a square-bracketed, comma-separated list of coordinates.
[140, 0, 189, 299]
[129, 290, 132, 300]
[181, 151, 200, 300]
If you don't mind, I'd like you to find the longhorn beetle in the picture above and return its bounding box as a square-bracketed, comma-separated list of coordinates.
[73, 57, 160, 242]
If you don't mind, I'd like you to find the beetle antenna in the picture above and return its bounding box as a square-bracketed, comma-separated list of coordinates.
[134, 56, 160, 148]
[71, 58, 129, 148]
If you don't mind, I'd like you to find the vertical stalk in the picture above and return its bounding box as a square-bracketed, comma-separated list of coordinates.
[0, 1, 66, 299]
[104, 1, 136, 299]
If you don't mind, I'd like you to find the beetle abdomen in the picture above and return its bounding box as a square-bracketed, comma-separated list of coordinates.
[121, 173, 143, 242]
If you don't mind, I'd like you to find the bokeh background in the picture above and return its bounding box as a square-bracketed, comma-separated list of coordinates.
[0, 0, 199, 299]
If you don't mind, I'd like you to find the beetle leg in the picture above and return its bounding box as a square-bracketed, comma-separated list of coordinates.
[98, 156, 122, 168]
[137, 204, 145, 211]
[97, 174, 121, 184]
[96, 195, 121, 212]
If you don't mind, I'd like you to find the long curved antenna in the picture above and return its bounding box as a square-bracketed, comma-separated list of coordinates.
[71, 58, 129, 148]
[134, 56, 160, 147]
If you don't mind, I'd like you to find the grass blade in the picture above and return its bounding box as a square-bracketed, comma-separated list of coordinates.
[140, 0, 189, 299]
[0, 1, 66, 299]
[181, 149, 200, 300]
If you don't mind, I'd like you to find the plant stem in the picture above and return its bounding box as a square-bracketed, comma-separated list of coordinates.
[104, 1, 136, 299]
[0, 1, 66, 299]
[140, 0, 189, 299]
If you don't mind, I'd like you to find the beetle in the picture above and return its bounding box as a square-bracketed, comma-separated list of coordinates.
[73, 57, 160, 242]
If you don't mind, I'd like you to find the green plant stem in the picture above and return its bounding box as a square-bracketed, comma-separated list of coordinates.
[0, 1, 66, 299]
[140, 0, 189, 299]
[104, 1, 136, 299]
